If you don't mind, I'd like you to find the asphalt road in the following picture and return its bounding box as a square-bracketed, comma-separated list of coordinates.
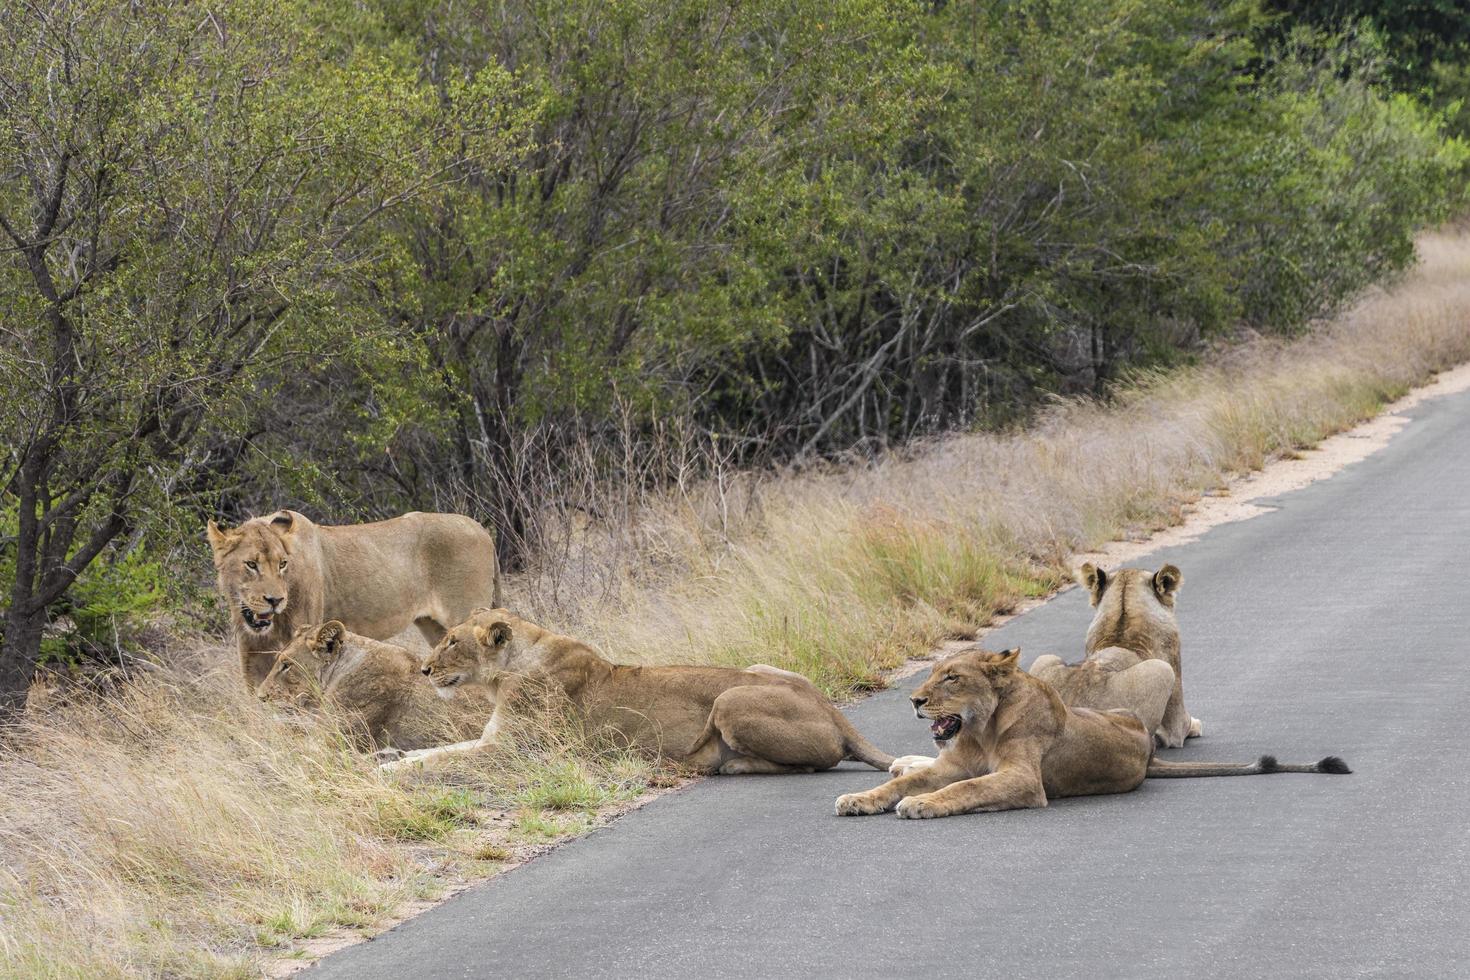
[309, 384, 1470, 980]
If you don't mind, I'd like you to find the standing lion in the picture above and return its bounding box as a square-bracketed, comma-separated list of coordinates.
[206, 509, 500, 689]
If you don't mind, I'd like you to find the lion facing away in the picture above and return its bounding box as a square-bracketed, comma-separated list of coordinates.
[206, 510, 500, 690]
[1066, 562, 1201, 748]
[256, 622, 473, 752]
[381, 609, 895, 775]
[835, 648, 1349, 820]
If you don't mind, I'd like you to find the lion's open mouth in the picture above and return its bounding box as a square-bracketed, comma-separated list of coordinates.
[240, 606, 274, 632]
[930, 715, 963, 741]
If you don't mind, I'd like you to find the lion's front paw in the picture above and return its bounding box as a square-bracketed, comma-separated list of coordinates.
[835, 792, 891, 816]
[1188, 717, 1204, 739]
[378, 750, 429, 773]
[372, 746, 407, 764]
[888, 754, 936, 777]
[895, 795, 946, 820]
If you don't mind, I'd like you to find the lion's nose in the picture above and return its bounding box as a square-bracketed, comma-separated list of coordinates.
[421, 666, 432, 676]
[265, 596, 282, 610]
[911, 696, 928, 708]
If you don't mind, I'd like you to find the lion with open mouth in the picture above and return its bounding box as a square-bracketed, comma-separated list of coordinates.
[835, 648, 1349, 820]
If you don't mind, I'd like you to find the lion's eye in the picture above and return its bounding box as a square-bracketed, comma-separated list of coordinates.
[943, 674, 958, 684]
[244, 560, 258, 571]
[278, 559, 288, 571]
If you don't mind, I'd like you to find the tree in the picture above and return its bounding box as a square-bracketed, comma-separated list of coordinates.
[0, 0, 527, 711]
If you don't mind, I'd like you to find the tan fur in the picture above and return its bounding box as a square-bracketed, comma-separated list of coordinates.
[836, 649, 1152, 819]
[1029, 648, 1178, 740]
[1075, 562, 1200, 747]
[836, 648, 1348, 820]
[206, 510, 500, 690]
[381, 610, 895, 775]
[256, 623, 457, 751]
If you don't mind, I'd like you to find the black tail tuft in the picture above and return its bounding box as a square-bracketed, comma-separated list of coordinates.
[1257, 754, 1280, 773]
[1317, 755, 1352, 774]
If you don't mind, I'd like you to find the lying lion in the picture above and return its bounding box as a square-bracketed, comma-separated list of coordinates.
[256, 621, 475, 752]
[207, 510, 500, 690]
[380, 609, 895, 775]
[835, 648, 1349, 820]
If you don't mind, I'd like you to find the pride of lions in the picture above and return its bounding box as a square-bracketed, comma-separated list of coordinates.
[209, 509, 1349, 820]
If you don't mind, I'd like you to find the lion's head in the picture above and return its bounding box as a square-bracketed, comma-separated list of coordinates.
[420, 607, 516, 698]
[909, 648, 1021, 743]
[256, 621, 346, 706]
[207, 511, 300, 638]
[1077, 562, 1182, 656]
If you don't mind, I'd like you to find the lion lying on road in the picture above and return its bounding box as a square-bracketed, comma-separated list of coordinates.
[835, 648, 1349, 820]
[207, 510, 500, 690]
[380, 609, 895, 775]
[256, 622, 466, 752]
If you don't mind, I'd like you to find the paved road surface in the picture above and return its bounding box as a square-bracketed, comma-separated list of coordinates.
[310, 385, 1470, 979]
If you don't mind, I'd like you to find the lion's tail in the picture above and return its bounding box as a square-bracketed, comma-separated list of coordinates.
[1146, 754, 1351, 778]
[835, 713, 896, 771]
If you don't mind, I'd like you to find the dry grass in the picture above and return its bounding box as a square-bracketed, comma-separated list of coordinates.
[0, 648, 653, 978]
[535, 231, 1470, 695]
[6, 231, 1470, 976]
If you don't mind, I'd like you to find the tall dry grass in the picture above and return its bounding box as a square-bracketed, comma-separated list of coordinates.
[533, 231, 1470, 695]
[6, 232, 1470, 977]
[0, 648, 652, 978]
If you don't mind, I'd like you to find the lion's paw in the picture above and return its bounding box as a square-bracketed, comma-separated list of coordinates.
[1188, 717, 1204, 739]
[372, 747, 407, 764]
[378, 750, 429, 773]
[888, 754, 936, 777]
[895, 795, 944, 820]
[834, 792, 890, 816]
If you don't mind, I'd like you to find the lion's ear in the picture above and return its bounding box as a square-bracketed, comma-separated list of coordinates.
[1076, 563, 1107, 606]
[315, 621, 346, 659]
[268, 510, 296, 533]
[997, 648, 1021, 669]
[1152, 565, 1183, 604]
[474, 622, 511, 646]
[205, 520, 236, 555]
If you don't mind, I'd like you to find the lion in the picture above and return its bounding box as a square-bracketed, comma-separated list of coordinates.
[835, 648, 1349, 820]
[1067, 561, 1201, 748]
[206, 510, 500, 690]
[256, 622, 463, 752]
[1027, 646, 1179, 743]
[379, 609, 895, 775]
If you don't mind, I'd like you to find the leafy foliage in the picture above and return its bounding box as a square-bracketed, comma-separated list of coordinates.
[0, 0, 1465, 698]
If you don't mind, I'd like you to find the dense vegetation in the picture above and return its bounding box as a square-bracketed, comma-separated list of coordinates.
[1, 0, 1465, 708]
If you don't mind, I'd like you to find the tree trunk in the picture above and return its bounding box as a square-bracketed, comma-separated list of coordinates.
[1, 458, 45, 718]
[0, 604, 43, 718]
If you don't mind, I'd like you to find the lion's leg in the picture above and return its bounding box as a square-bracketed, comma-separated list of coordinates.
[378, 710, 502, 772]
[377, 738, 482, 771]
[1156, 681, 1193, 749]
[704, 686, 846, 773]
[1120, 660, 1176, 737]
[835, 761, 966, 815]
[1027, 654, 1064, 676]
[718, 757, 816, 775]
[888, 754, 937, 776]
[894, 764, 1046, 820]
[414, 616, 447, 648]
[242, 647, 277, 692]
